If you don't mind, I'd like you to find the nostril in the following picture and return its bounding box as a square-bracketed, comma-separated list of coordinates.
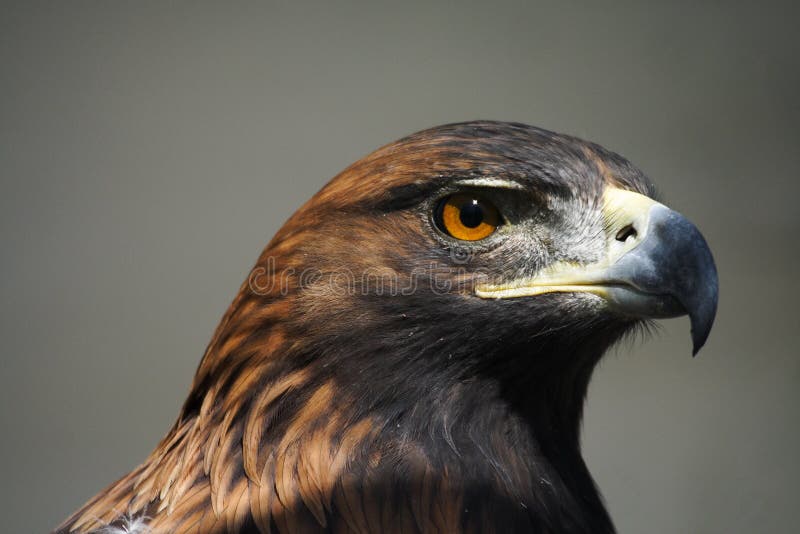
[616, 224, 638, 242]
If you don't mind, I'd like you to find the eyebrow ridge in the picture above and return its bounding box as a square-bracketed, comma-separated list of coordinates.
[454, 177, 526, 190]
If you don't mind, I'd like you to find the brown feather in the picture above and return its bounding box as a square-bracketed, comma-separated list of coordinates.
[250, 454, 275, 534]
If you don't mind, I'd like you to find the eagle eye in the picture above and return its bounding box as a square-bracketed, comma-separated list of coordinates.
[434, 194, 501, 241]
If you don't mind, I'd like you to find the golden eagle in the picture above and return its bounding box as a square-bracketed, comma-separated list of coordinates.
[56, 121, 718, 534]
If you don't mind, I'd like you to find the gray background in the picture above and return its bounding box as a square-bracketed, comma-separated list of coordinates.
[2, 2, 798, 532]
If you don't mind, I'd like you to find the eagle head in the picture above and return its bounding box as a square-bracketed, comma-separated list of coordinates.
[58, 121, 718, 534]
[244, 121, 716, 394]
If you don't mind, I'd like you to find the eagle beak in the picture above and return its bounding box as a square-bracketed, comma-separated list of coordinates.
[475, 188, 719, 355]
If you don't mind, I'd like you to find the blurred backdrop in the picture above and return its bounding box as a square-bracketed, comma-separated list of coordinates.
[2, 2, 798, 532]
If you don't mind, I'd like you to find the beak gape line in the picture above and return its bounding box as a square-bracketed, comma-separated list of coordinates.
[475, 188, 719, 355]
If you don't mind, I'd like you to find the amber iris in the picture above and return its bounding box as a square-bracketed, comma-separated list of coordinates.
[435, 194, 500, 241]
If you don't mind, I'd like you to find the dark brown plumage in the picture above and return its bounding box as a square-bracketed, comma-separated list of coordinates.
[55, 121, 717, 534]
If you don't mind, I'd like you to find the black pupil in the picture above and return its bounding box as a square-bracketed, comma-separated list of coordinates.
[459, 199, 484, 228]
